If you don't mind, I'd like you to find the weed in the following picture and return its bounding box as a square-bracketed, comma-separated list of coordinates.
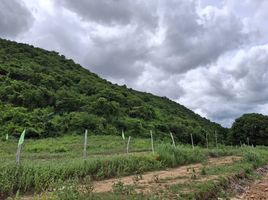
[133, 173, 143, 185]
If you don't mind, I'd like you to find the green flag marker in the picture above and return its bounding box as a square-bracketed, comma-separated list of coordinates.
[122, 130, 125, 140]
[18, 129, 26, 146]
[5, 134, 8, 141]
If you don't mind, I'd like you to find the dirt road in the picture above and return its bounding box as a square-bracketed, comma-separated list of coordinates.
[93, 156, 241, 194]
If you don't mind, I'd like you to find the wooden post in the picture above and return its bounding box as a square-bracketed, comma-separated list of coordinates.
[83, 129, 88, 159]
[190, 133, 194, 149]
[150, 130, 154, 154]
[16, 144, 22, 165]
[215, 131, 218, 149]
[121, 130, 126, 153]
[247, 137, 249, 146]
[170, 132, 176, 148]
[206, 132, 209, 149]
[127, 136, 131, 154]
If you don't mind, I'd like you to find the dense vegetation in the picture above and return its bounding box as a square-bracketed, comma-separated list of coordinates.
[0, 38, 226, 143]
[229, 113, 268, 146]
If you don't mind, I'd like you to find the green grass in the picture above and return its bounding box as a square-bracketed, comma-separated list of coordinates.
[0, 135, 156, 159]
[1, 135, 268, 200]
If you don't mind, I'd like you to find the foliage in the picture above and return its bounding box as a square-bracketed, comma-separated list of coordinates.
[0, 38, 226, 144]
[229, 113, 268, 145]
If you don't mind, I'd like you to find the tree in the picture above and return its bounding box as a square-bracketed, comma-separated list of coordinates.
[228, 113, 268, 145]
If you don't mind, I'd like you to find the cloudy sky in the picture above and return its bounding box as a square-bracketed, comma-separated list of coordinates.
[1, 0, 268, 127]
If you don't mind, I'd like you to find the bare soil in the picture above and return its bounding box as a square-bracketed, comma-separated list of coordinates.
[231, 166, 268, 200]
[93, 156, 241, 194]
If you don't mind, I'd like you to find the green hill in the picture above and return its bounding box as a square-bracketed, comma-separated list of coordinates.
[0, 38, 226, 144]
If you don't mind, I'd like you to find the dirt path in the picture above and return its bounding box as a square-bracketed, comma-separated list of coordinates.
[231, 172, 268, 200]
[93, 156, 241, 194]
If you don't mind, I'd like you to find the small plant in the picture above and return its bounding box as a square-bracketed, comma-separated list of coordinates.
[153, 175, 160, 183]
[112, 181, 135, 195]
[112, 181, 125, 194]
[191, 174, 197, 180]
[15, 190, 20, 200]
[201, 167, 207, 175]
[54, 179, 80, 200]
[82, 176, 94, 195]
[132, 173, 143, 185]
[191, 168, 197, 180]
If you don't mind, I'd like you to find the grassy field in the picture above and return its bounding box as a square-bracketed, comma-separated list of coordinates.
[1, 135, 268, 200]
[1, 134, 158, 160]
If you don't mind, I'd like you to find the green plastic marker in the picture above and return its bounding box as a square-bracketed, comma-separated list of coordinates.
[122, 130, 125, 140]
[16, 129, 26, 165]
[18, 129, 26, 146]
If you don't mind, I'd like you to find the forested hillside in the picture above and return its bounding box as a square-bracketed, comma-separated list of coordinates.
[0, 38, 226, 144]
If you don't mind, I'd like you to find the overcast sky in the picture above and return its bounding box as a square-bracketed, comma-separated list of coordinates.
[1, 0, 268, 127]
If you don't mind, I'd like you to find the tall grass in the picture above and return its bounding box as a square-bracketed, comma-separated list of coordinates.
[157, 145, 208, 167]
[0, 154, 161, 197]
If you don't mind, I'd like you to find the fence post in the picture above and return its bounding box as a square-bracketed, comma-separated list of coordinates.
[16, 145, 22, 165]
[170, 132, 176, 148]
[83, 129, 88, 159]
[150, 130, 154, 154]
[127, 136, 131, 154]
[215, 131, 218, 149]
[206, 132, 209, 149]
[190, 133, 194, 149]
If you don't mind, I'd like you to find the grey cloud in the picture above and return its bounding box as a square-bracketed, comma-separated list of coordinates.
[55, 0, 159, 82]
[133, 71, 185, 100]
[83, 28, 148, 81]
[0, 0, 33, 38]
[57, 0, 249, 82]
[59, 0, 158, 28]
[179, 45, 268, 127]
[149, 1, 248, 74]
[228, 46, 268, 104]
[204, 103, 255, 127]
